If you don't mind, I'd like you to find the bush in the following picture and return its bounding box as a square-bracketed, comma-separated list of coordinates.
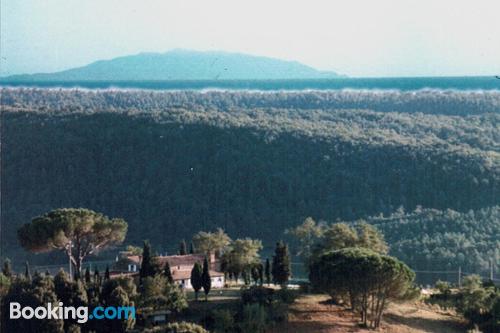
[275, 288, 298, 304]
[457, 275, 496, 325]
[239, 286, 292, 327]
[67, 325, 81, 333]
[0, 273, 10, 297]
[238, 304, 268, 333]
[269, 301, 288, 323]
[436, 280, 452, 295]
[140, 276, 188, 313]
[211, 309, 235, 333]
[426, 275, 500, 332]
[298, 281, 312, 294]
[241, 286, 274, 306]
[143, 321, 208, 333]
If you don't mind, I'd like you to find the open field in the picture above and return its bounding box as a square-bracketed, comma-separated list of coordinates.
[268, 294, 467, 333]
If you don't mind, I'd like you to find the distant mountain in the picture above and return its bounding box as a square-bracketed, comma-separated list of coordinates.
[3, 49, 341, 81]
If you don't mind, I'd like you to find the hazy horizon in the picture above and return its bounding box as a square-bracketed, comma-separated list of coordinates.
[2, 0, 500, 78]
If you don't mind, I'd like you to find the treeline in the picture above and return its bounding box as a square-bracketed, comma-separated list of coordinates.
[2, 88, 500, 115]
[287, 206, 499, 281]
[371, 206, 500, 275]
[1, 89, 498, 268]
[1, 267, 143, 332]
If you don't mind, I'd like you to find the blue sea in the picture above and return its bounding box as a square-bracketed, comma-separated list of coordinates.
[1, 76, 500, 91]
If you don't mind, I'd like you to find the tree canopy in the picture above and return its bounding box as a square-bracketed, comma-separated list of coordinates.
[222, 238, 262, 281]
[192, 229, 231, 258]
[18, 208, 127, 274]
[310, 247, 416, 328]
[288, 219, 389, 271]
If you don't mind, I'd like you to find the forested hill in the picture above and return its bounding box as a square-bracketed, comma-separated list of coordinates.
[2, 88, 500, 115]
[1, 88, 499, 268]
[366, 206, 500, 277]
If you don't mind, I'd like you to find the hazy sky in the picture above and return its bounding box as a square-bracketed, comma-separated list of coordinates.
[1, 0, 499, 77]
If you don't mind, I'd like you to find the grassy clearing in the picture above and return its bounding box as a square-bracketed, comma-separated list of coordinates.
[174, 287, 242, 325]
[184, 287, 242, 303]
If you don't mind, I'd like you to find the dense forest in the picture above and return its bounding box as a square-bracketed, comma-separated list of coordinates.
[1, 88, 498, 274]
[367, 206, 499, 275]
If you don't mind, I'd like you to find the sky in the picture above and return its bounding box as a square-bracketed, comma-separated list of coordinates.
[1, 0, 499, 78]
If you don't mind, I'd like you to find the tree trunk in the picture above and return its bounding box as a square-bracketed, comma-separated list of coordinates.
[375, 297, 386, 328]
[76, 257, 83, 276]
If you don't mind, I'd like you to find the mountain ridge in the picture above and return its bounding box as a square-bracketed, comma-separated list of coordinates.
[3, 49, 342, 81]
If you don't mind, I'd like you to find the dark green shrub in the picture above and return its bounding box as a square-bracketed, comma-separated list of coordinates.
[241, 286, 274, 306]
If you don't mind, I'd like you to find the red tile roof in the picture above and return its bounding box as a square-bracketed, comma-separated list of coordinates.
[159, 254, 206, 267]
[171, 269, 224, 280]
[124, 254, 218, 269]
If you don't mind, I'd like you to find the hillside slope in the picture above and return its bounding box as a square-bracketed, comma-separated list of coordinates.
[1, 89, 498, 269]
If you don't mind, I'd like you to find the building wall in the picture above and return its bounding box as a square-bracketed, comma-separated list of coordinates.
[174, 275, 225, 290]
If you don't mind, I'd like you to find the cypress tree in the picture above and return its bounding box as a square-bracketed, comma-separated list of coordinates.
[179, 240, 187, 255]
[251, 265, 260, 285]
[2, 258, 12, 277]
[24, 261, 32, 281]
[190, 262, 202, 301]
[258, 263, 264, 286]
[85, 267, 91, 284]
[140, 240, 152, 278]
[265, 258, 271, 285]
[54, 269, 70, 300]
[94, 268, 100, 286]
[189, 242, 196, 254]
[107, 286, 131, 332]
[140, 240, 159, 279]
[164, 261, 174, 284]
[243, 268, 250, 285]
[271, 241, 291, 287]
[104, 265, 110, 280]
[201, 257, 211, 301]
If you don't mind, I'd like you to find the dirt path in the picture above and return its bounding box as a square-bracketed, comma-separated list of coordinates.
[267, 295, 467, 333]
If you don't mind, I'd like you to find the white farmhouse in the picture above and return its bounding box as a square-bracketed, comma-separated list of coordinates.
[113, 251, 225, 289]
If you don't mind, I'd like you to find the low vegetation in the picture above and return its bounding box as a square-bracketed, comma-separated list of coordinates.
[427, 276, 500, 332]
[287, 208, 500, 282]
